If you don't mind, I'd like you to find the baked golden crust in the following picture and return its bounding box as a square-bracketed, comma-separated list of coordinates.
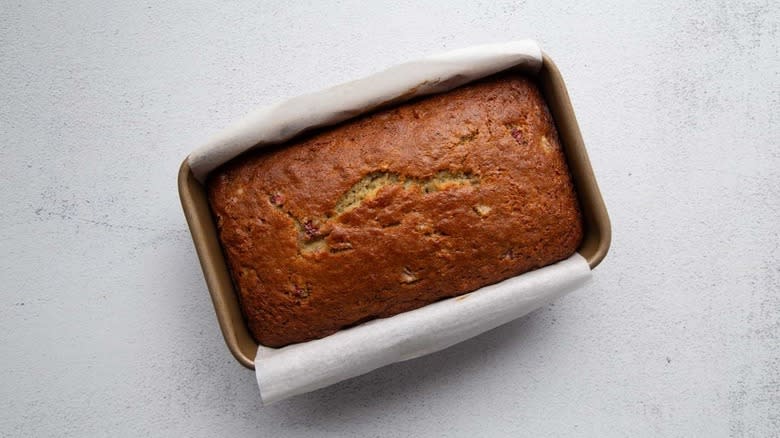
[207, 73, 583, 347]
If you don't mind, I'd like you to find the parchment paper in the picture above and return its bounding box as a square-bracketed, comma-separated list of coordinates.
[187, 40, 592, 404]
[256, 254, 591, 404]
[188, 40, 542, 181]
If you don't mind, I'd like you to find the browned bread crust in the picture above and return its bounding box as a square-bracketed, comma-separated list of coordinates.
[208, 74, 583, 347]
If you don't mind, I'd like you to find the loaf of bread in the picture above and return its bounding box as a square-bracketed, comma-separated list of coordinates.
[207, 73, 583, 347]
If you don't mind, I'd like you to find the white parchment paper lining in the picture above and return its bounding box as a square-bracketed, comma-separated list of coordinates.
[257, 254, 591, 404]
[188, 40, 543, 181]
[187, 41, 593, 404]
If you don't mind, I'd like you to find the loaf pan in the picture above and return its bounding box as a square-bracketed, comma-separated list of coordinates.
[178, 53, 611, 369]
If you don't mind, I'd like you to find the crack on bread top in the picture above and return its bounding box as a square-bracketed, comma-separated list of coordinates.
[271, 170, 480, 255]
[333, 170, 479, 215]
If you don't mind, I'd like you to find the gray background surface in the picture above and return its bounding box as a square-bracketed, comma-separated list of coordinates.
[1, 1, 778, 436]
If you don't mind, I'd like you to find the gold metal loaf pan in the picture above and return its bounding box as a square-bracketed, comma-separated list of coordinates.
[178, 53, 611, 369]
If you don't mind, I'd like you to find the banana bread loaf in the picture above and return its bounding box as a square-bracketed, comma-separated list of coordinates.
[207, 73, 583, 347]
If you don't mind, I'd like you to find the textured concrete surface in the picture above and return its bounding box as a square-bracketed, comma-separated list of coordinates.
[1, 1, 778, 437]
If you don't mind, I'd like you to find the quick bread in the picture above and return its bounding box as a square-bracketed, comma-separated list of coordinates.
[207, 73, 584, 347]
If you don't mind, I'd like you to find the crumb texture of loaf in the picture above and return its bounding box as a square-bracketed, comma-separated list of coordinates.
[207, 73, 583, 347]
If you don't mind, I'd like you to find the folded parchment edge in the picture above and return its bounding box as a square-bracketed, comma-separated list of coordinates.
[256, 253, 591, 405]
[188, 40, 542, 182]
